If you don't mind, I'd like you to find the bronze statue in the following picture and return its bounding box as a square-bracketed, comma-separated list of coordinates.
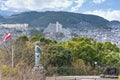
[35, 41, 41, 67]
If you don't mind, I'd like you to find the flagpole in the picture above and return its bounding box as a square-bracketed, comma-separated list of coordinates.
[12, 44, 14, 68]
[11, 33, 14, 68]
[2, 32, 14, 68]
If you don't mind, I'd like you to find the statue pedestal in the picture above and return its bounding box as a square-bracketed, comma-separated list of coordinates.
[32, 65, 46, 80]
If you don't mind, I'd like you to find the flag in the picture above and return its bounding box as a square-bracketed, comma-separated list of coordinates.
[3, 32, 11, 42]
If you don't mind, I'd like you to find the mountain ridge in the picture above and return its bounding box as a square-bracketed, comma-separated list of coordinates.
[0, 10, 18, 17]
[0, 11, 119, 28]
[0, 15, 5, 23]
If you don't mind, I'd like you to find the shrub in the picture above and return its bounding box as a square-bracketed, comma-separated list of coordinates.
[1, 65, 19, 77]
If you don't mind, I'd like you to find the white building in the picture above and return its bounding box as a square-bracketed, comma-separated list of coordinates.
[43, 21, 71, 42]
[43, 21, 62, 34]
[0, 24, 28, 29]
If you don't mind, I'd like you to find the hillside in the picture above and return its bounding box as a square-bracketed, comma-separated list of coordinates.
[0, 10, 18, 17]
[2, 11, 110, 28]
[0, 15, 5, 23]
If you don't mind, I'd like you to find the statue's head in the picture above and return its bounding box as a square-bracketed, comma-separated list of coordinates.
[36, 41, 40, 46]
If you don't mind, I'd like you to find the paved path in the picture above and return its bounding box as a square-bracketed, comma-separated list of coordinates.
[100, 78, 117, 80]
[46, 76, 118, 80]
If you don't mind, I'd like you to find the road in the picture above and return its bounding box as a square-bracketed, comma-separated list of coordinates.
[100, 78, 117, 80]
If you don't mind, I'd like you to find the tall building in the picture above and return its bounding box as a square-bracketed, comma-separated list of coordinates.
[43, 21, 62, 34]
[43, 21, 71, 42]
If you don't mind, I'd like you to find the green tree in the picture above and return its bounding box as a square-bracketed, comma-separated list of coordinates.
[72, 59, 91, 75]
[30, 34, 43, 41]
[31, 34, 56, 45]
[60, 37, 97, 65]
[14, 35, 35, 67]
[103, 42, 120, 52]
[102, 52, 120, 67]
[44, 45, 72, 67]
[15, 35, 29, 43]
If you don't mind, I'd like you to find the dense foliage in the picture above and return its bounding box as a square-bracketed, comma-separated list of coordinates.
[0, 34, 120, 77]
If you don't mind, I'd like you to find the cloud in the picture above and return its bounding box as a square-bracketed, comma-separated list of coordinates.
[0, 0, 86, 12]
[1, 0, 73, 11]
[71, 0, 86, 11]
[0, 0, 8, 10]
[93, 0, 105, 4]
[83, 10, 120, 21]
